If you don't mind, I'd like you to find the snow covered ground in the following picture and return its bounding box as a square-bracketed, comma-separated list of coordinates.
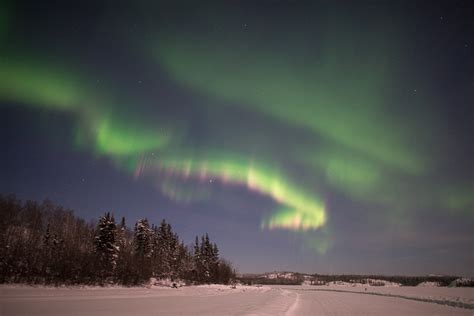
[293, 283, 474, 307]
[1, 284, 472, 315]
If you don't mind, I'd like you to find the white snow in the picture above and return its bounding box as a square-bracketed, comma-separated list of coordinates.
[1, 284, 472, 315]
[417, 281, 440, 287]
[313, 283, 474, 306]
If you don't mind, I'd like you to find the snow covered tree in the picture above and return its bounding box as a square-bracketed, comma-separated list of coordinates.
[201, 235, 209, 281]
[175, 241, 193, 280]
[133, 218, 153, 281]
[94, 212, 118, 280]
[115, 217, 135, 284]
[134, 218, 152, 258]
[193, 236, 203, 283]
[116, 217, 128, 255]
[192, 233, 221, 283]
[210, 243, 219, 283]
[153, 219, 180, 279]
[202, 234, 213, 283]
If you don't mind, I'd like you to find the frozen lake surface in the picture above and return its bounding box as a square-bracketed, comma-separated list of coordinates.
[1, 284, 473, 315]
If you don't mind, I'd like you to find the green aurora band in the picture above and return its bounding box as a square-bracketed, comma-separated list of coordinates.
[0, 55, 171, 156]
[150, 14, 473, 216]
[153, 28, 425, 174]
[0, 55, 328, 232]
[136, 154, 327, 231]
[0, 51, 471, 240]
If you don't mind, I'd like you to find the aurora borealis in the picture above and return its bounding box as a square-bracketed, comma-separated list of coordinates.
[1, 1, 473, 275]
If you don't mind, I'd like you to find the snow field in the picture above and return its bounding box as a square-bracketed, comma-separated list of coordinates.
[1, 284, 473, 315]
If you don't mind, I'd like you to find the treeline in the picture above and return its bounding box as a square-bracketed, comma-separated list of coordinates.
[311, 274, 460, 287]
[238, 273, 468, 287]
[0, 195, 235, 285]
[239, 277, 304, 286]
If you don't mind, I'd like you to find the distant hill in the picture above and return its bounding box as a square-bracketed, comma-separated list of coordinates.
[237, 271, 472, 287]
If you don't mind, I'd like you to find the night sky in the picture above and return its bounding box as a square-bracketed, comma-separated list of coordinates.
[1, 0, 473, 276]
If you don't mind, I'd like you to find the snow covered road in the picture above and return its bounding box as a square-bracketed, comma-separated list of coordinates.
[1, 285, 472, 315]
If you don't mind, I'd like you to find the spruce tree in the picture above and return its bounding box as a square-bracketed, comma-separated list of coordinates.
[200, 233, 214, 283]
[115, 217, 133, 284]
[210, 243, 219, 283]
[133, 218, 152, 281]
[156, 219, 180, 279]
[134, 219, 152, 258]
[94, 212, 118, 281]
[150, 224, 160, 277]
[193, 236, 202, 283]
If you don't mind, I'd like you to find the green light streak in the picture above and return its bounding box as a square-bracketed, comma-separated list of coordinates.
[266, 207, 326, 232]
[0, 57, 85, 110]
[94, 116, 170, 156]
[305, 148, 382, 199]
[152, 154, 326, 231]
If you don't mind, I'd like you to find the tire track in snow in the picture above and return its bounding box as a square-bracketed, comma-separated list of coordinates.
[285, 292, 300, 316]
